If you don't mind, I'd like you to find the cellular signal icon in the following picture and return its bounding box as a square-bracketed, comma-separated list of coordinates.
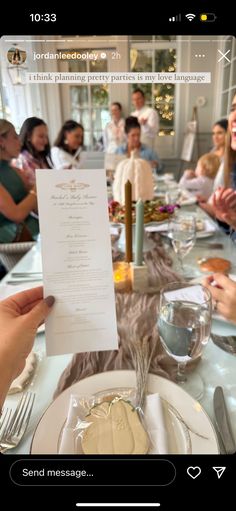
[169, 13, 181, 22]
[185, 13, 196, 21]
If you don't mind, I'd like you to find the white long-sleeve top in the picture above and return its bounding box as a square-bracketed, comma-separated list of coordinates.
[103, 118, 126, 154]
[207, 161, 225, 204]
[212, 161, 224, 192]
[51, 146, 83, 169]
[131, 106, 159, 148]
[179, 174, 214, 200]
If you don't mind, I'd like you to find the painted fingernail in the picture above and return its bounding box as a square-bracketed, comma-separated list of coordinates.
[45, 295, 55, 307]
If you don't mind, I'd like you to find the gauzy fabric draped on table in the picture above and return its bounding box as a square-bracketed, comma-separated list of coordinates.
[54, 233, 198, 399]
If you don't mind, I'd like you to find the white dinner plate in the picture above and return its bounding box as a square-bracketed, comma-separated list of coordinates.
[196, 219, 216, 238]
[180, 197, 197, 206]
[197, 232, 215, 239]
[196, 230, 215, 239]
[154, 173, 175, 182]
[144, 219, 216, 237]
[31, 370, 219, 454]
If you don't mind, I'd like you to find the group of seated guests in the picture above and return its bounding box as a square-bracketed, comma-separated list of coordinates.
[0, 93, 236, 323]
[178, 96, 236, 324]
[0, 111, 159, 245]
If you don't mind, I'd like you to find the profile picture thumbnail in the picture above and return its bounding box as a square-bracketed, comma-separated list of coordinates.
[7, 47, 27, 66]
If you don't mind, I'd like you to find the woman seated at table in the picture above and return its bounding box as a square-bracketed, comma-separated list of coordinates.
[204, 186, 236, 323]
[198, 100, 235, 215]
[0, 120, 39, 243]
[211, 119, 228, 160]
[115, 117, 161, 172]
[51, 120, 85, 169]
[179, 153, 220, 200]
[198, 119, 228, 199]
[13, 117, 52, 187]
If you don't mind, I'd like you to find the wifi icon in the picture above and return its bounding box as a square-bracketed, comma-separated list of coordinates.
[185, 13, 196, 21]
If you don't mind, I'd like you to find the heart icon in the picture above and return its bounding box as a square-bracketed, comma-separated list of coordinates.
[187, 466, 201, 479]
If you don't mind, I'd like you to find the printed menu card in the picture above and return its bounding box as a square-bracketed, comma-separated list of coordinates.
[36, 169, 118, 355]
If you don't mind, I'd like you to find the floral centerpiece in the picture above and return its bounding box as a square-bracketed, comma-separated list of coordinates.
[109, 199, 180, 224]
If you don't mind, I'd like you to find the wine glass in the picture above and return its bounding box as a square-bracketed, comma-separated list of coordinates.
[169, 214, 196, 277]
[157, 281, 212, 400]
[165, 187, 181, 205]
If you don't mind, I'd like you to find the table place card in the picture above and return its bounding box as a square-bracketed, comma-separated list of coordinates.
[36, 169, 118, 356]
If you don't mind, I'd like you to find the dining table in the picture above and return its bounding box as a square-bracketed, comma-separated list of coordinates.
[1, 196, 236, 455]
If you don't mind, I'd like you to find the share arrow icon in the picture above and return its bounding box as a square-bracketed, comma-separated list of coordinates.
[213, 467, 226, 479]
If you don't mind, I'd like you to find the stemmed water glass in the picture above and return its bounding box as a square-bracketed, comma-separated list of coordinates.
[157, 281, 212, 400]
[165, 187, 181, 205]
[168, 214, 196, 277]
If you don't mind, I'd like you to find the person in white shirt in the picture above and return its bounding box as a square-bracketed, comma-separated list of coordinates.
[131, 89, 159, 149]
[103, 102, 126, 153]
[179, 153, 220, 200]
[51, 120, 85, 169]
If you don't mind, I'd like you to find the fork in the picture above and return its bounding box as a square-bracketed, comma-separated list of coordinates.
[0, 408, 12, 435]
[0, 392, 35, 453]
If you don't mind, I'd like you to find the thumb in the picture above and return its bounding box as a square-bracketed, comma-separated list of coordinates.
[24, 295, 55, 329]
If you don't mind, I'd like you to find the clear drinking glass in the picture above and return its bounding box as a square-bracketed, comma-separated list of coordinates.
[169, 214, 196, 277]
[165, 188, 181, 204]
[157, 281, 212, 400]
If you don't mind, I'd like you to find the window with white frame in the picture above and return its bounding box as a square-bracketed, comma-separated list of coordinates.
[0, 67, 13, 123]
[68, 53, 110, 149]
[130, 36, 177, 135]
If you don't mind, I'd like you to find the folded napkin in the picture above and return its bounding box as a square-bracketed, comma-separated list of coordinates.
[144, 393, 168, 454]
[145, 224, 168, 233]
[59, 394, 84, 454]
[8, 352, 37, 394]
[58, 392, 168, 454]
[203, 219, 217, 233]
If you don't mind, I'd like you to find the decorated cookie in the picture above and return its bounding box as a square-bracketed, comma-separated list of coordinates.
[81, 398, 149, 454]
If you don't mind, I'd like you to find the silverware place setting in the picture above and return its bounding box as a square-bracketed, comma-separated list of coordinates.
[213, 386, 236, 455]
[0, 392, 35, 453]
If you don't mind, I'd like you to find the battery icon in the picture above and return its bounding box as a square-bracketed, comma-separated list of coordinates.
[200, 13, 217, 22]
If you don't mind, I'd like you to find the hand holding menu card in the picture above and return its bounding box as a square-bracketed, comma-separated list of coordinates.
[36, 169, 118, 356]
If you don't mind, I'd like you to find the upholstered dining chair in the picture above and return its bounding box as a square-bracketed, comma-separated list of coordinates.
[0, 242, 36, 272]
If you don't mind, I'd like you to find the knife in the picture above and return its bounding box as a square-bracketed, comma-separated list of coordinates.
[213, 386, 236, 454]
